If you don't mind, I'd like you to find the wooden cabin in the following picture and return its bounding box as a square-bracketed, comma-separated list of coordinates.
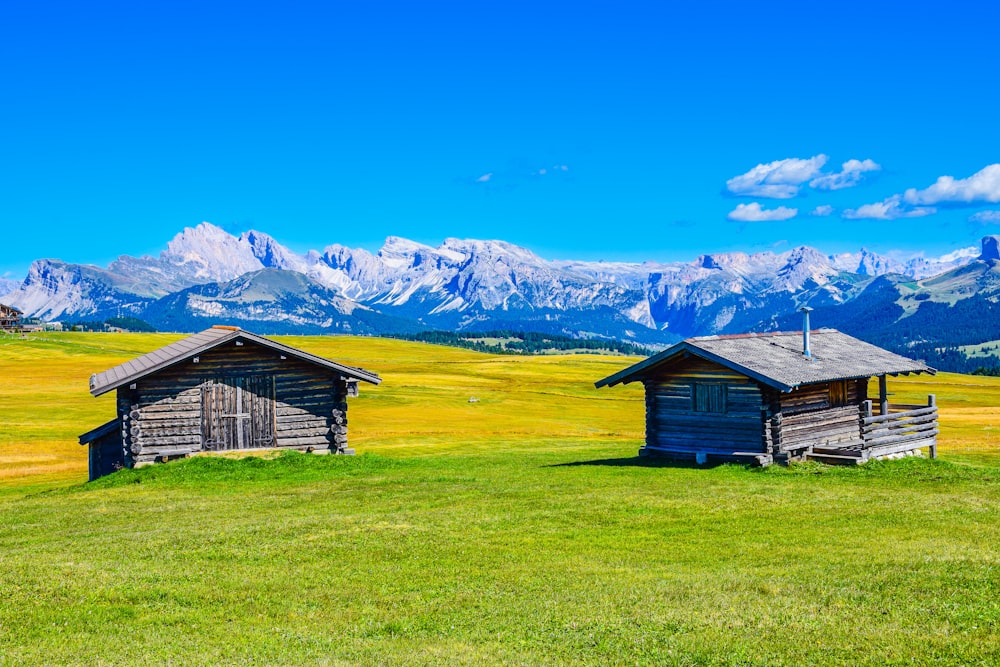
[595, 328, 938, 466]
[79, 325, 380, 481]
[0, 303, 22, 332]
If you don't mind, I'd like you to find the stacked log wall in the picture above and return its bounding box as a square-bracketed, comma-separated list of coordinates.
[643, 358, 766, 453]
[119, 343, 346, 465]
[775, 379, 865, 453]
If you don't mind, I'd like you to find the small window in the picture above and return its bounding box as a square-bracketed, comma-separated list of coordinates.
[829, 380, 849, 407]
[692, 383, 727, 413]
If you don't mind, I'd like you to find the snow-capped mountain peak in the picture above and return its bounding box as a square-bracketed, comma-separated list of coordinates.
[160, 222, 265, 282]
[241, 230, 308, 273]
[3, 222, 990, 346]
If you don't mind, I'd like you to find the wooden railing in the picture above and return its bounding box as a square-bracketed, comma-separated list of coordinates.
[862, 395, 938, 459]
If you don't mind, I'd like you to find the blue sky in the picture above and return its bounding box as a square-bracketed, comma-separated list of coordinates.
[3, 1, 1000, 279]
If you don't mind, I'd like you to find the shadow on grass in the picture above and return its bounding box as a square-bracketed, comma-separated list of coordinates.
[546, 456, 731, 470]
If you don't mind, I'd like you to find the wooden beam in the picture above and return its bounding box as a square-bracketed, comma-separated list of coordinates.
[928, 394, 938, 459]
[879, 375, 888, 416]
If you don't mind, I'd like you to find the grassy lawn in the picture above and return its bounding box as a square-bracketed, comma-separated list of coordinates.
[958, 339, 1000, 360]
[1, 333, 999, 665]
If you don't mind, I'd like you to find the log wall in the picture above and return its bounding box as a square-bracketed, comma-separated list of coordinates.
[643, 357, 766, 453]
[772, 379, 866, 453]
[117, 341, 350, 465]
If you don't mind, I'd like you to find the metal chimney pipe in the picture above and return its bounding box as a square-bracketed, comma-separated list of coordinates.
[798, 306, 813, 359]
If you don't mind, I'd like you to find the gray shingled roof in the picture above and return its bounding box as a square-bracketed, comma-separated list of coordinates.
[595, 329, 935, 392]
[89, 326, 381, 396]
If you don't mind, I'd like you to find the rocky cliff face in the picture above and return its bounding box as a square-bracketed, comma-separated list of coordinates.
[980, 235, 1000, 261]
[11, 259, 160, 321]
[3, 222, 991, 343]
[0, 278, 18, 299]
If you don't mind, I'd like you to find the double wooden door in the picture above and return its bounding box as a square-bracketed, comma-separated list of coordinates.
[201, 375, 276, 451]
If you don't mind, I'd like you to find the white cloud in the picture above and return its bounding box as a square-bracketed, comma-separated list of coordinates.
[726, 155, 828, 199]
[727, 202, 798, 222]
[810, 158, 881, 191]
[970, 210, 1000, 224]
[475, 173, 492, 183]
[843, 195, 936, 220]
[727, 154, 885, 199]
[904, 164, 1000, 205]
[810, 205, 835, 217]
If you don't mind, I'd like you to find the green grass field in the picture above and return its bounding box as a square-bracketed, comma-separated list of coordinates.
[1, 332, 999, 665]
[958, 339, 1000, 360]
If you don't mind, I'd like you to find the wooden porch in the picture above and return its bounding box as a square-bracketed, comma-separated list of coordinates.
[807, 394, 938, 465]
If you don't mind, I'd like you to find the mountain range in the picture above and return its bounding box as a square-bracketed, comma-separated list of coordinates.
[4, 222, 999, 370]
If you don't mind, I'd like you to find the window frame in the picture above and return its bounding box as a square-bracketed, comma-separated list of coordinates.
[691, 382, 727, 414]
[828, 380, 849, 407]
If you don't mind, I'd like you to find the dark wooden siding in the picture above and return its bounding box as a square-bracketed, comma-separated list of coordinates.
[774, 379, 865, 452]
[119, 341, 348, 465]
[88, 427, 124, 481]
[643, 357, 765, 453]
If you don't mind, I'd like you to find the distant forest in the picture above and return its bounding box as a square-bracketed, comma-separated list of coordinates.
[772, 283, 1000, 374]
[64, 317, 157, 332]
[59, 320, 650, 356]
[388, 330, 653, 356]
[56, 313, 1000, 372]
[847, 300, 1000, 375]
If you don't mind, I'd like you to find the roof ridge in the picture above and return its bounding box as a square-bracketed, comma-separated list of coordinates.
[687, 327, 839, 342]
[596, 329, 933, 390]
[89, 327, 380, 396]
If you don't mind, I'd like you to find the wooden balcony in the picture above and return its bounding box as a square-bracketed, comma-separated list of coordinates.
[807, 395, 938, 465]
[861, 396, 938, 459]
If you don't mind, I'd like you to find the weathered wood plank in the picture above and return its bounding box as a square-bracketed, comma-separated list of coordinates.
[863, 406, 937, 425]
[277, 402, 335, 414]
[865, 429, 939, 448]
[866, 414, 939, 430]
[275, 435, 331, 447]
[275, 423, 329, 436]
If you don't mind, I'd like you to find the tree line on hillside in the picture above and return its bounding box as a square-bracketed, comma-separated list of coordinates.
[770, 283, 1000, 374]
[54, 306, 1000, 373]
[63, 317, 158, 332]
[388, 330, 653, 356]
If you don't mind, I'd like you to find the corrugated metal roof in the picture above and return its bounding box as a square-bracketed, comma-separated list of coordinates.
[595, 329, 935, 392]
[89, 326, 381, 396]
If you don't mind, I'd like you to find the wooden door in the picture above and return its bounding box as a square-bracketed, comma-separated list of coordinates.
[201, 375, 276, 451]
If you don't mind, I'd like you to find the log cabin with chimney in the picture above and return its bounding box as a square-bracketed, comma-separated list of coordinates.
[79, 326, 380, 481]
[595, 311, 939, 466]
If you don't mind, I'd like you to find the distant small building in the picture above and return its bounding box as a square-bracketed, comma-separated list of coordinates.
[80, 326, 380, 480]
[0, 304, 22, 332]
[19, 320, 44, 333]
[596, 326, 939, 466]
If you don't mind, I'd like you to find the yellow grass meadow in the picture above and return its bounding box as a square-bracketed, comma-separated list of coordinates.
[0, 332, 644, 483]
[2, 331, 999, 486]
